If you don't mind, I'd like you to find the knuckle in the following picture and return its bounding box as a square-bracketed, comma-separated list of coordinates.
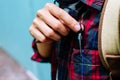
[54, 22, 61, 30]
[41, 36, 47, 42]
[56, 36, 61, 41]
[29, 27, 35, 37]
[58, 9, 65, 18]
[45, 3, 52, 8]
[63, 32, 69, 36]
[36, 9, 44, 17]
[44, 3, 54, 11]
[29, 26, 33, 34]
[68, 22, 74, 27]
[68, 19, 76, 27]
[32, 19, 36, 25]
[32, 19, 38, 28]
[46, 30, 54, 38]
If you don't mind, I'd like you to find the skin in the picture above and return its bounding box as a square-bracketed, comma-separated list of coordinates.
[29, 3, 83, 58]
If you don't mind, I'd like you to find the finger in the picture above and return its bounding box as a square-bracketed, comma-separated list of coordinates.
[29, 25, 46, 42]
[44, 3, 81, 32]
[37, 9, 69, 36]
[79, 19, 84, 31]
[33, 18, 61, 41]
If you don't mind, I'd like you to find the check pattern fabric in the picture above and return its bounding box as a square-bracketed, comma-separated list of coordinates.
[31, 0, 110, 80]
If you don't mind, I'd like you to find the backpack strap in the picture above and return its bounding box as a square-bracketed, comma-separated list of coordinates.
[98, 0, 120, 79]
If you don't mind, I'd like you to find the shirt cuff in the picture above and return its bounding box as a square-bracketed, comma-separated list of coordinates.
[31, 39, 51, 63]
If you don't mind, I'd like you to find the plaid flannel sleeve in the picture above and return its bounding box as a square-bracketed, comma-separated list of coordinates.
[31, 39, 51, 63]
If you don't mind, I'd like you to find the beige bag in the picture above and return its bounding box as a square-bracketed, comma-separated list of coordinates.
[98, 0, 120, 79]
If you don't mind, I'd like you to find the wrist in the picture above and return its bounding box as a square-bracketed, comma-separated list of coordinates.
[36, 41, 54, 58]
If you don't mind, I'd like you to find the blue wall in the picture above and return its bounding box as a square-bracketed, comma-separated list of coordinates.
[0, 0, 54, 80]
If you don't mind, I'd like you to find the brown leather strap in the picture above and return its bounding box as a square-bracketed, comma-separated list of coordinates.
[98, 0, 120, 79]
[98, 0, 109, 71]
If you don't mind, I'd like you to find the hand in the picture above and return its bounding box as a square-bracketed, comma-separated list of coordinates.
[29, 3, 82, 43]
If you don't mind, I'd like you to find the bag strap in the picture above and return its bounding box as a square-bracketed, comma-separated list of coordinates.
[98, 0, 120, 70]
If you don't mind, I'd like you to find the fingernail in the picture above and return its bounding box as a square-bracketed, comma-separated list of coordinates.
[74, 23, 80, 32]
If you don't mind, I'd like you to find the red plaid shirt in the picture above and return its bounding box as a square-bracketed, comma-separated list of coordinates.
[31, 0, 109, 80]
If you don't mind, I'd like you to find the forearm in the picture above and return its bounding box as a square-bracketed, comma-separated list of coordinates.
[36, 42, 53, 58]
